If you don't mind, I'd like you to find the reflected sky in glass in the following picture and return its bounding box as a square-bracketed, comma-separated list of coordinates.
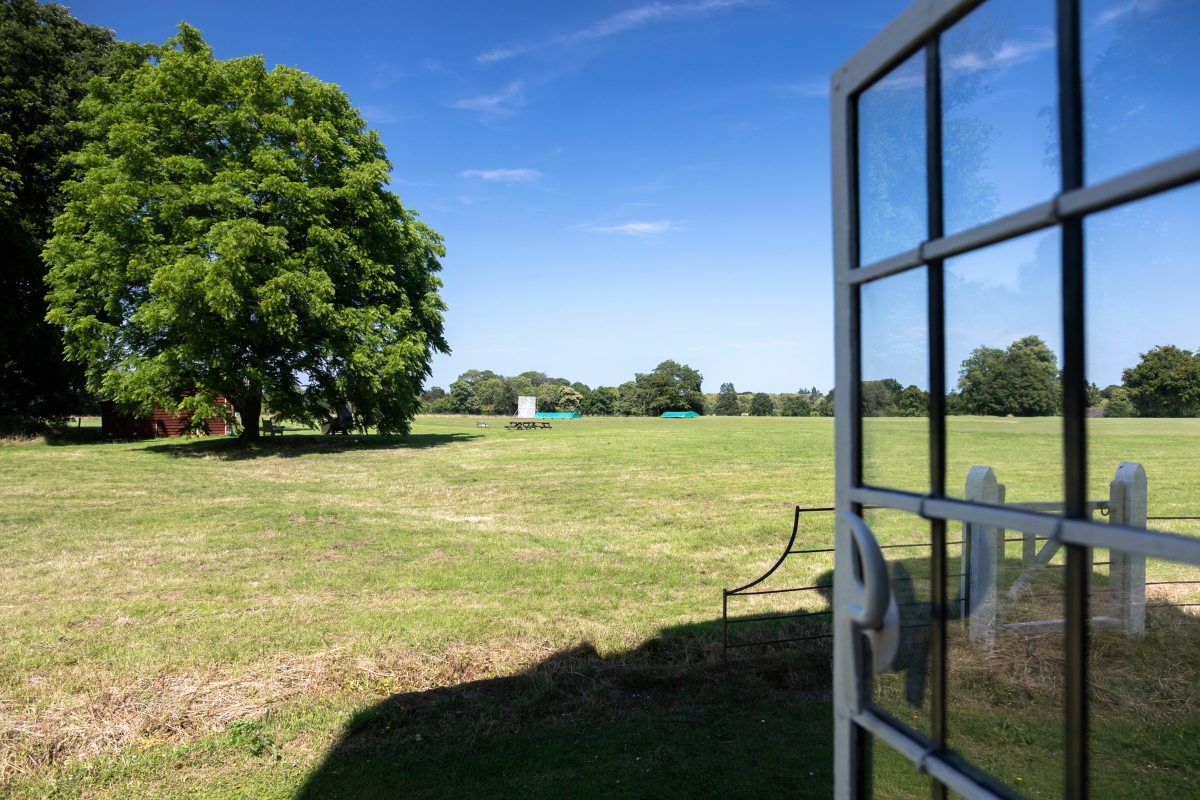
[942, 0, 1058, 236]
[858, 50, 926, 266]
[1083, 0, 1200, 184]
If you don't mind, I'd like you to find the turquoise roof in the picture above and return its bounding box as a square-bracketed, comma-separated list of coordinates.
[661, 411, 699, 418]
[535, 411, 581, 418]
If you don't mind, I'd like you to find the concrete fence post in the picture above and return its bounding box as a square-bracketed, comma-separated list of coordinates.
[1108, 462, 1147, 638]
[962, 466, 1006, 650]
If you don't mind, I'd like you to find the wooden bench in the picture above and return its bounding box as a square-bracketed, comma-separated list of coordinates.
[262, 418, 285, 436]
[504, 420, 551, 430]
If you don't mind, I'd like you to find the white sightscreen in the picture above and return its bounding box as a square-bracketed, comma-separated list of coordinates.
[517, 396, 537, 418]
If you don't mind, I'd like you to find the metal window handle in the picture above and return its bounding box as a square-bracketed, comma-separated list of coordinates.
[842, 512, 901, 673]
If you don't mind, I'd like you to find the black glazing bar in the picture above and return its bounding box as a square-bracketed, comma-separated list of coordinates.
[789, 547, 837, 555]
[1147, 516, 1200, 520]
[1146, 580, 1200, 586]
[1057, 0, 1087, 796]
[926, 41, 948, 798]
[849, 88, 864, 496]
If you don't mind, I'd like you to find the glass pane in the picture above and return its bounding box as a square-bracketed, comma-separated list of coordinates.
[873, 732, 933, 799]
[945, 228, 1063, 510]
[1083, 0, 1200, 185]
[945, 512, 1065, 799]
[859, 49, 927, 266]
[866, 508, 933, 739]
[1085, 182, 1200, 797]
[1085, 183, 1200, 508]
[861, 268, 929, 493]
[941, 0, 1058, 236]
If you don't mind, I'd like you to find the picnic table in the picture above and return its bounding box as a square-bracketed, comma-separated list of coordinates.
[504, 420, 552, 430]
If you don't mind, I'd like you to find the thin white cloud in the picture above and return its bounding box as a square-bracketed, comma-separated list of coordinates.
[478, 46, 528, 64]
[1092, 0, 1161, 27]
[787, 79, 830, 98]
[359, 104, 401, 124]
[592, 220, 680, 237]
[451, 81, 524, 114]
[477, 0, 755, 64]
[947, 34, 1054, 73]
[462, 168, 544, 184]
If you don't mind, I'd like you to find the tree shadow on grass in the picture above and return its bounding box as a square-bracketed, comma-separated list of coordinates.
[140, 432, 480, 460]
[294, 620, 835, 800]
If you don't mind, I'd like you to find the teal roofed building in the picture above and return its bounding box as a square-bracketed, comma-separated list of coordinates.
[660, 411, 699, 418]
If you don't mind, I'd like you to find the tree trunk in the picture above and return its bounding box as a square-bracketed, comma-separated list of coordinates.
[238, 391, 262, 439]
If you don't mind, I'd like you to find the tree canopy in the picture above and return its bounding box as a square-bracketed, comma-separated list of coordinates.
[748, 392, 774, 416]
[957, 336, 1060, 416]
[714, 382, 741, 416]
[633, 360, 705, 415]
[1122, 345, 1200, 418]
[0, 0, 118, 419]
[43, 25, 447, 436]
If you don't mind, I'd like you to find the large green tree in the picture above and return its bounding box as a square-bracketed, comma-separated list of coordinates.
[0, 0, 117, 420]
[1122, 345, 1200, 417]
[633, 360, 705, 415]
[714, 382, 741, 416]
[958, 336, 1060, 416]
[44, 25, 447, 437]
[748, 392, 774, 416]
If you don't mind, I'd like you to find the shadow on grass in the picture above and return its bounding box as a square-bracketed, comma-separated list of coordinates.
[295, 620, 835, 800]
[136, 432, 480, 460]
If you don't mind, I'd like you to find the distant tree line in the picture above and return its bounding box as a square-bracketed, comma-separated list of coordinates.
[859, 336, 1200, 418]
[709, 383, 835, 417]
[422, 338, 1200, 419]
[422, 360, 705, 416]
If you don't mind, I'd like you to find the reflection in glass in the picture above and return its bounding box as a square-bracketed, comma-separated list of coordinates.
[941, 0, 1058, 236]
[874, 739, 932, 799]
[944, 229, 1062, 507]
[1083, 0, 1200, 184]
[866, 508, 933, 739]
[858, 50, 926, 266]
[945, 508, 1065, 800]
[1085, 183, 1200, 796]
[860, 268, 928, 493]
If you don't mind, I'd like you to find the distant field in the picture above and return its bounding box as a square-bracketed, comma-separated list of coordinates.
[0, 416, 1196, 798]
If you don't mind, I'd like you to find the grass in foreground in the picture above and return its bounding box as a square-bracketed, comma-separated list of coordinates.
[0, 415, 1197, 797]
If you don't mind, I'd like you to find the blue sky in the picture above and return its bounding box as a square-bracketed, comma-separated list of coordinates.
[67, 0, 1200, 395]
[67, 0, 913, 393]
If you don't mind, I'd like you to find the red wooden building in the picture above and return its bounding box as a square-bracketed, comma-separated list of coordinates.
[100, 398, 235, 439]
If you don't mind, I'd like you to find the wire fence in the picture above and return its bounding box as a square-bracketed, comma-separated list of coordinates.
[722, 505, 1200, 657]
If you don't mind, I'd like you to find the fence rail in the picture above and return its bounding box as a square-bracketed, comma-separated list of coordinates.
[722, 495, 1200, 658]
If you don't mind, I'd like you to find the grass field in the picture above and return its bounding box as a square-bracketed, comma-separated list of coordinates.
[0, 415, 1197, 798]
